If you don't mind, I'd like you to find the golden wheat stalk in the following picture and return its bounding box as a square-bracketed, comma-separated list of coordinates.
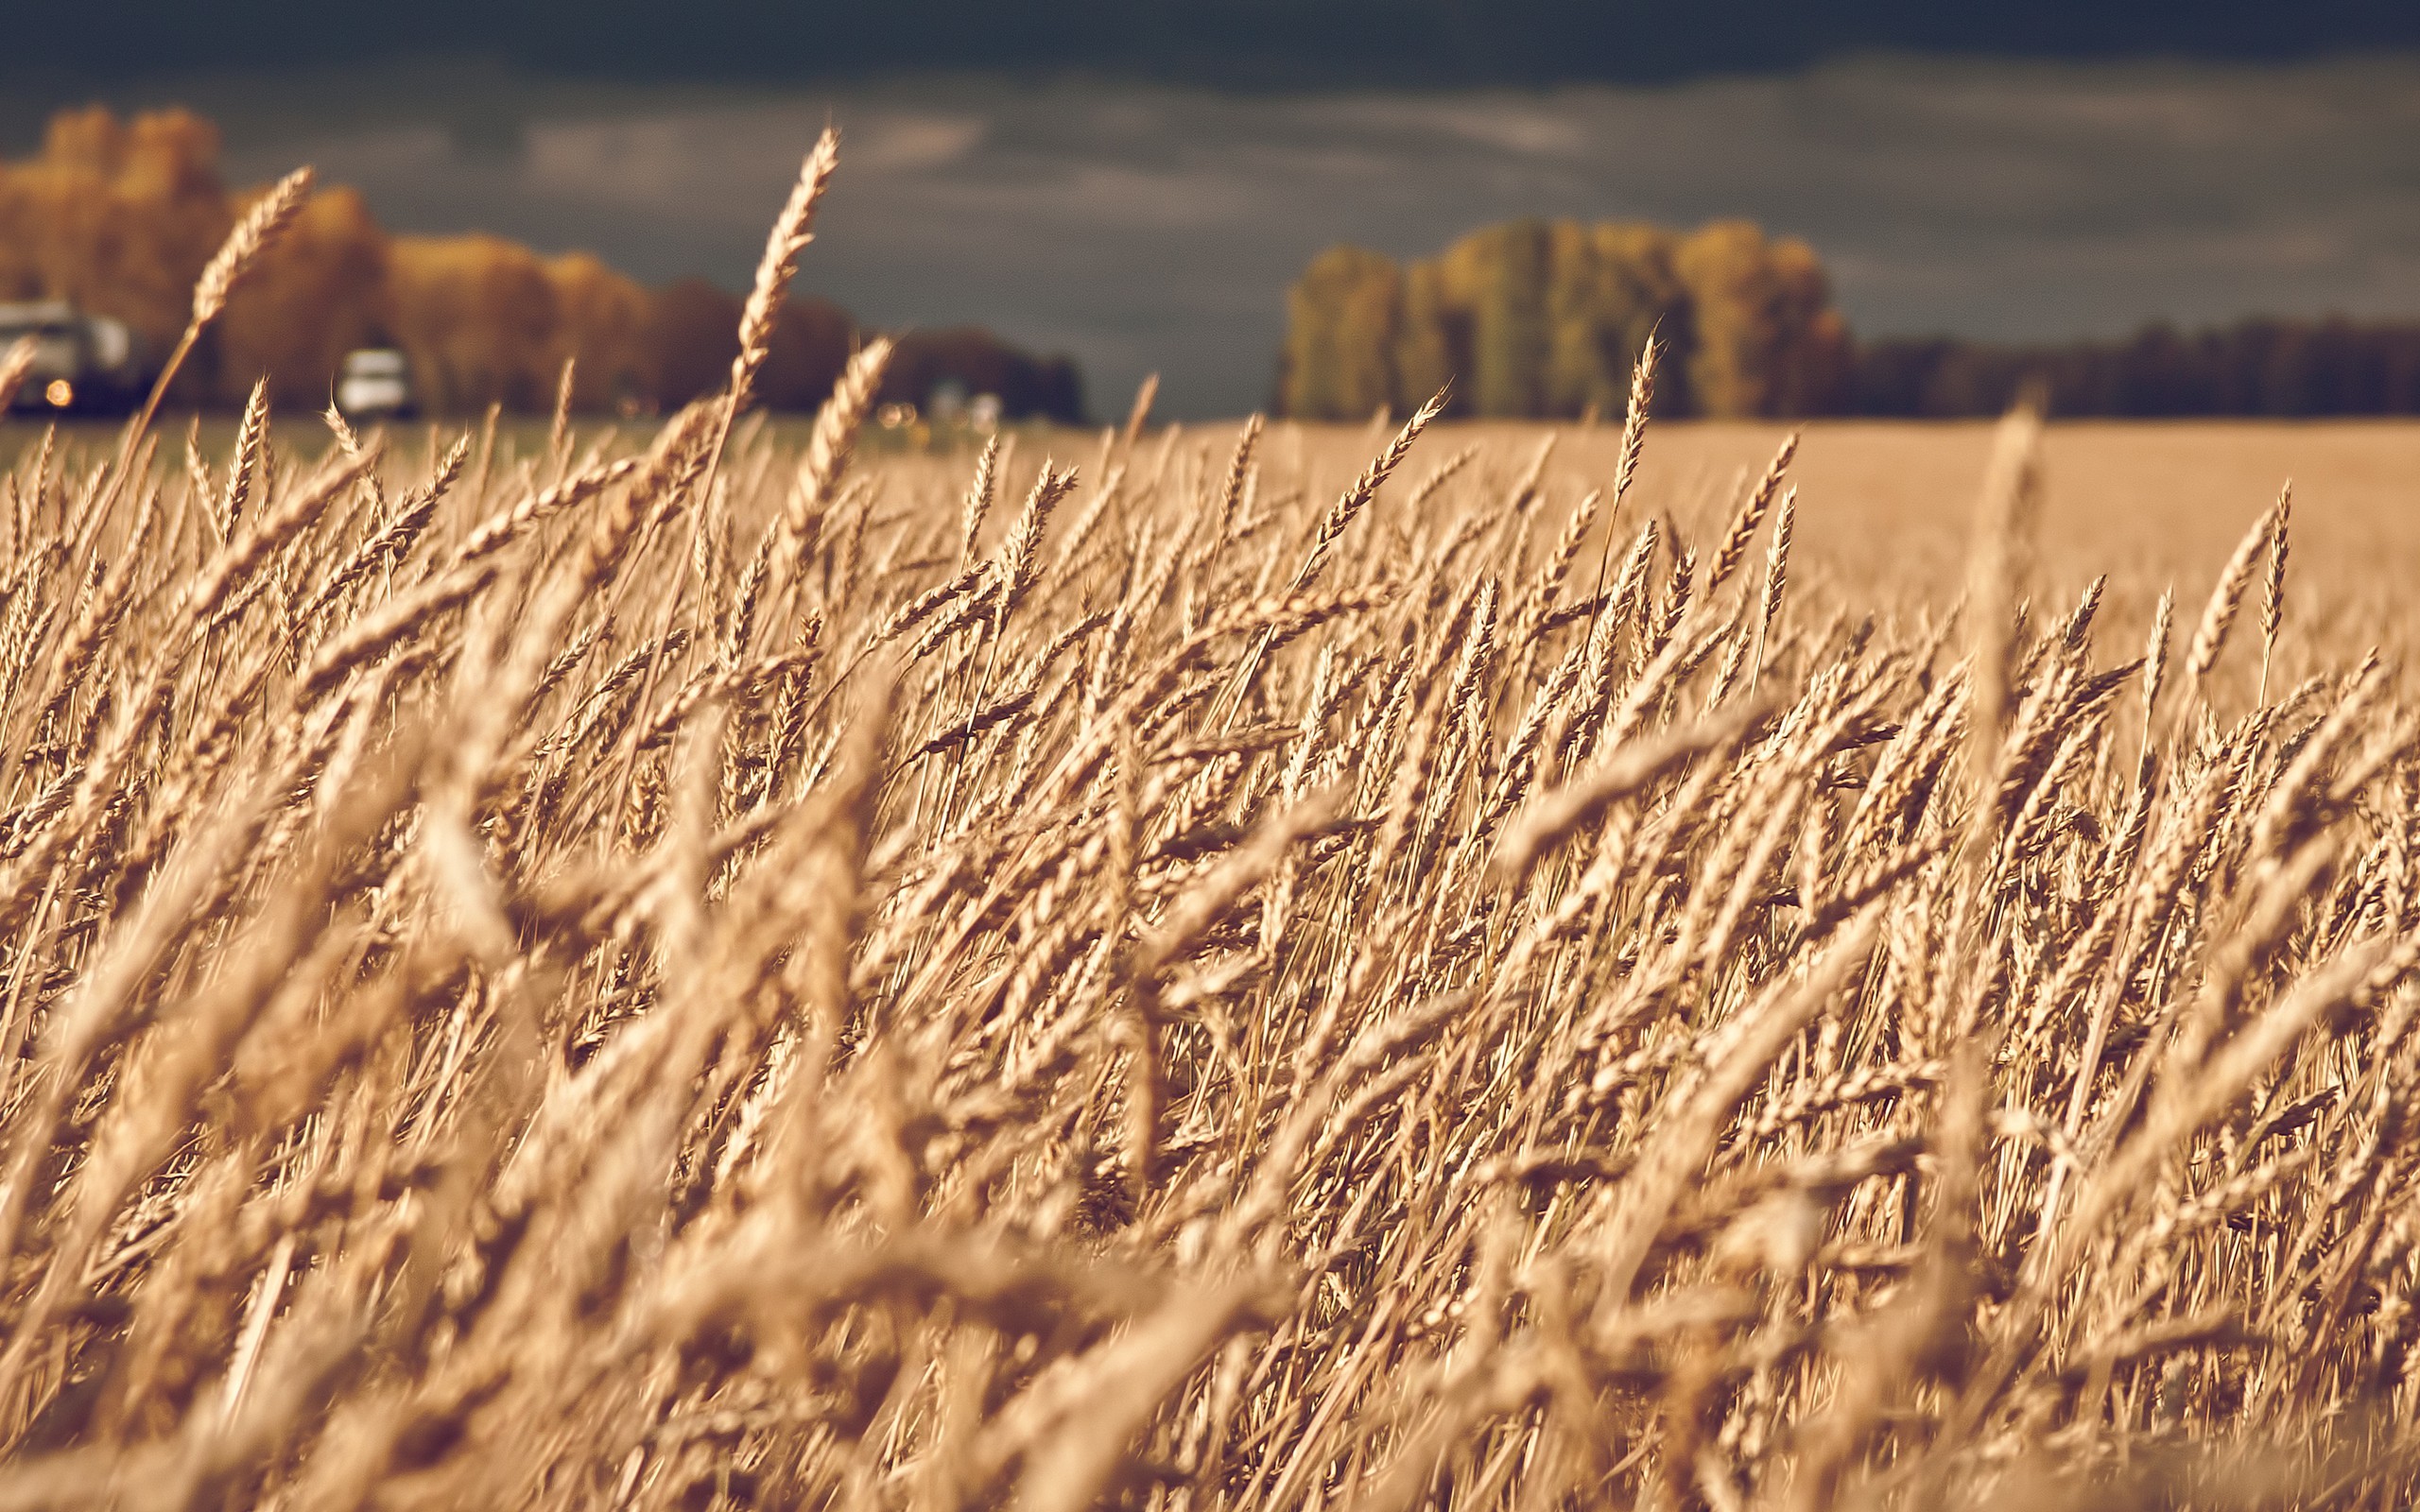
[195, 168, 316, 328]
[110, 165, 315, 500]
[730, 129, 842, 414]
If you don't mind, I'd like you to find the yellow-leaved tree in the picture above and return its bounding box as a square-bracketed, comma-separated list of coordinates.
[1279, 215, 1849, 420]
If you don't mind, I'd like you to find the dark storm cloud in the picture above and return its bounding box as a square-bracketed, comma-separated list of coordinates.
[9, 1, 2420, 84]
[13, 56, 2420, 416]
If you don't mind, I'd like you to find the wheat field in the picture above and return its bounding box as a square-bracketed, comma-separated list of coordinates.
[1, 140, 2419, 1512]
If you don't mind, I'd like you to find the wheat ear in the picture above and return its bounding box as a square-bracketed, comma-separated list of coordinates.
[2187, 494, 2283, 691]
[1750, 487, 1795, 693]
[1586, 335, 1660, 613]
[786, 337, 895, 568]
[2259, 485, 2291, 705]
[731, 129, 841, 415]
[103, 165, 314, 528]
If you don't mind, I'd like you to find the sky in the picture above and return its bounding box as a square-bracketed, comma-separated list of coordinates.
[8, 10, 2420, 417]
[12, 3, 2420, 85]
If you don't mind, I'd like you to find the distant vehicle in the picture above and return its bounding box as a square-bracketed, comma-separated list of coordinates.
[0, 301, 144, 415]
[336, 349, 414, 421]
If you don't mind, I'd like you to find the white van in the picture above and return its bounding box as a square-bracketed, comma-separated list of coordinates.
[337, 349, 414, 421]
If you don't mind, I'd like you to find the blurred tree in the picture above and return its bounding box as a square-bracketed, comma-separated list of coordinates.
[1439, 220, 1550, 419]
[215, 185, 392, 407]
[1284, 216, 1856, 421]
[544, 252, 657, 412]
[646, 278, 744, 409]
[1849, 318, 2420, 420]
[1542, 220, 1686, 418]
[1029, 354, 1087, 425]
[1673, 219, 1847, 419]
[1391, 259, 1457, 415]
[754, 295, 856, 411]
[0, 108, 233, 400]
[2112, 323, 2203, 416]
[0, 106, 1088, 417]
[643, 284, 873, 414]
[387, 234, 559, 413]
[1760, 234, 1851, 417]
[1280, 245, 1400, 421]
[880, 326, 1085, 421]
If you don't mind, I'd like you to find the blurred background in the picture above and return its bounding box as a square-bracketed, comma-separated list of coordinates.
[5, 2, 2419, 421]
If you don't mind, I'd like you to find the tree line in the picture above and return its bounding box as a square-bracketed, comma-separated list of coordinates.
[1851, 320, 2420, 418]
[1283, 218, 2420, 421]
[1279, 218, 1850, 421]
[0, 107, 1084, 420]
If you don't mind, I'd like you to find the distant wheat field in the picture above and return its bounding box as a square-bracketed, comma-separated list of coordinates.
[1271, 417, 2420, 608]
[19, 413, 2417, 625]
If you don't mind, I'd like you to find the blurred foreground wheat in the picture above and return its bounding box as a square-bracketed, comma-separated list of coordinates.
[1, 140, 2418, 1512]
